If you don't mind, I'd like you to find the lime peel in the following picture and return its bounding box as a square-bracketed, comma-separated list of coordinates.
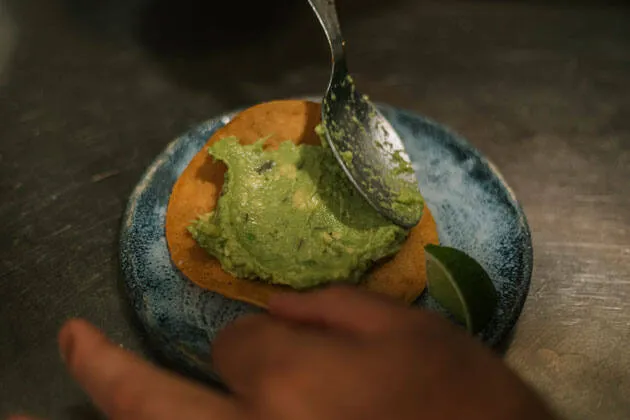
[424, 244, 498, 334]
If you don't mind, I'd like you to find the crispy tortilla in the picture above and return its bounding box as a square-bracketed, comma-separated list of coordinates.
[165, 100, 439, 307]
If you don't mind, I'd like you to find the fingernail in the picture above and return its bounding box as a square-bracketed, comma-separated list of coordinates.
[58, 322, 76, 365]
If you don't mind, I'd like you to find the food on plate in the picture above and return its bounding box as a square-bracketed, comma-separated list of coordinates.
[188, 136, 409, 289]
[165, 100, 439, 307]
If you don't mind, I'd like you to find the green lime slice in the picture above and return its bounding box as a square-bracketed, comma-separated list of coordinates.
[424, 244, 498, 334]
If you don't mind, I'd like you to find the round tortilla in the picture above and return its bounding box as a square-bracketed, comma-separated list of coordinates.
[165, 99, 439, 307]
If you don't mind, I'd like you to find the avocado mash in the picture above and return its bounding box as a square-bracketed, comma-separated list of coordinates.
[188, 136, 422, 289]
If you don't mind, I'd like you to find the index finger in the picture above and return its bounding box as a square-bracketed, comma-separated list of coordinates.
[59, 319, 241, 420]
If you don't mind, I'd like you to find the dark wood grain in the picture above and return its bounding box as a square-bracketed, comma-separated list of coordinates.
[1, 0, 629, 419]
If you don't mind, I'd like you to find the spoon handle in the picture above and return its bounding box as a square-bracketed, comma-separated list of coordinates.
[307, 0, 346, 63]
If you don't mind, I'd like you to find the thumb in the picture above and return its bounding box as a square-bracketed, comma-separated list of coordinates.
[268, 286, 410, 334]
[58, 319, 241, 420]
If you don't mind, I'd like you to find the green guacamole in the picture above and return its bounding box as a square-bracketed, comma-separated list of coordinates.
[188, 136, 421, 289]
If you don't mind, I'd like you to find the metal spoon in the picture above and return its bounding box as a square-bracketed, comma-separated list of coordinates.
[307, 0, 422, 228]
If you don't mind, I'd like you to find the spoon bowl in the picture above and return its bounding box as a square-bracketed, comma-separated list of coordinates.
[308, 0, 423, 228]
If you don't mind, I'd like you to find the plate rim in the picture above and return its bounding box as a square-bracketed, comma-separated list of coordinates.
[119, 98, 533, 354]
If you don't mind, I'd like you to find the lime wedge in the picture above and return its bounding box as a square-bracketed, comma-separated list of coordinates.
[424, 244, 497, 334]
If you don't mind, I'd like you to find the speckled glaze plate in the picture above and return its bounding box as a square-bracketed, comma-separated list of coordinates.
[120, 101, 532, 380]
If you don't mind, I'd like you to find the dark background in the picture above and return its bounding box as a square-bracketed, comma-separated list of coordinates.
[1, 1, 629, 419]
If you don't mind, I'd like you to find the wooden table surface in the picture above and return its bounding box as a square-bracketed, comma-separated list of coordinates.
[1, 1, 629, 419]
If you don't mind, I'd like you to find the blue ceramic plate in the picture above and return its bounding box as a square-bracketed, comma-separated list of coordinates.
[120, 101, 532, 380]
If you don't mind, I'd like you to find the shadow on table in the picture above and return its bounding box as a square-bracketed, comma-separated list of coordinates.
[63, 403, 105, 420]
[59, 0, 407, 107]
[135, 0, 413, 107]
[494, 325, 517, 356]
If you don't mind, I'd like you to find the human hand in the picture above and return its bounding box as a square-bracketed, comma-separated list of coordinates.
[9, 287, 557, 420]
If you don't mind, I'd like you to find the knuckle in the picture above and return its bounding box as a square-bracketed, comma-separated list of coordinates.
[257, 364, 303, 401]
